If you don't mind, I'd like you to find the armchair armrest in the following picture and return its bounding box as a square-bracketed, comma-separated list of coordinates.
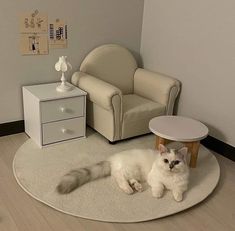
[134, 68, 180, 115]
[71, 71, 122, 111]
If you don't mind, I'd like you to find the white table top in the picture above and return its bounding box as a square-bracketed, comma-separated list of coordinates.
[149, 116, 209, 142]
[23, 82, 87, 101]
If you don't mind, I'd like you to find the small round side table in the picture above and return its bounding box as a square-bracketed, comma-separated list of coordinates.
[149, 116, 209, 168]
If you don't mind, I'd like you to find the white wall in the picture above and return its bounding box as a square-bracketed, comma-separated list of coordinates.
[0, 0, 144, 123]
[141, 0, 235, 146]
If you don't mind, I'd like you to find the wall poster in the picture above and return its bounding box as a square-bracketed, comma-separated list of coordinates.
[19, 11, 68, 55]
[19, 9, 48, 55]
[20, 33, 48, 55]
[20, 9, 48, 33]
[49, 19, 68, 49]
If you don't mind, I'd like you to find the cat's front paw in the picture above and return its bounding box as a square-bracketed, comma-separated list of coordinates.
[173, 191, 183, 202]
[152, 189, 164, 198]
[135, 183, 143, 192]
[130, 180, 143, 192]
[121, 186, 134, 195]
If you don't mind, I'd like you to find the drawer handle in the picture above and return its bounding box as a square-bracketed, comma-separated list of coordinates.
[61, 128, 68, 134]
[60, 107, 67, 113]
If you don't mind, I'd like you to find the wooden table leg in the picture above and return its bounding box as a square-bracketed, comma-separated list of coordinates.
[184, 141, 200, 168]
[190, 141, 200, 168]
[156, 136, 166, 149]
[155, 136, 171, 149]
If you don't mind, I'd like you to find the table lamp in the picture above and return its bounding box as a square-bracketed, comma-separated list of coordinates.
[55, 56, 72, 92]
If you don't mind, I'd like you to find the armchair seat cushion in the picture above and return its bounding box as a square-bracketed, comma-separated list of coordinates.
[122, 94, 165, 139]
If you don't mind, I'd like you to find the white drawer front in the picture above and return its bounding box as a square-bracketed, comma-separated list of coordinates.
[42, 117, 85, 145]
[41, 96, 85, 123]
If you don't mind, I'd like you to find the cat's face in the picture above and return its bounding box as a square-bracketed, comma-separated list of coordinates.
[157, 144, 188, 173]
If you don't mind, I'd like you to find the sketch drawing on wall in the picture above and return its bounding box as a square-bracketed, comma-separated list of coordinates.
[19, 9, 48, 55]
[20, 10, 48, 33]
[20, 33, 48, 55]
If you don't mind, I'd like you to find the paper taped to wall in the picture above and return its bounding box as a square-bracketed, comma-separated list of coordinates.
[20, 10, 48, 33]
[20, 33, 48, 55]
[49, 19, 67, 49]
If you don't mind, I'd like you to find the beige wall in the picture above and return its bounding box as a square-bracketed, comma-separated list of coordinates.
[0, 0, 144, 123]
[141, 0, 235, 146]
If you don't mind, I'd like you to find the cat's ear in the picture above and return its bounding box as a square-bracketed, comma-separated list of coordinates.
[178, 147, 188, 160]
[158, 144, 168, 154]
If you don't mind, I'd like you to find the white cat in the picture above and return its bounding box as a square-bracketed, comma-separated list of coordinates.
[147, 145, 189, 201]
[57, 144, 189, 202]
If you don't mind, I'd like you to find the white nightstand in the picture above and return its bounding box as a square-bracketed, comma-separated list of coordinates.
[23, 82, 87, 147]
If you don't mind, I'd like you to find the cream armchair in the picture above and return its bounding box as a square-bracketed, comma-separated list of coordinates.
[71, 44, 180, 142]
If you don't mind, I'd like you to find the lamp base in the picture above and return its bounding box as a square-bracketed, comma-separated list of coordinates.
[56, 83, 73, 92]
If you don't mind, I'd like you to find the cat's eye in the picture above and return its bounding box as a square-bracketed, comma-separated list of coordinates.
[164, 159, 169, 163]
[174, 160, 180, 165]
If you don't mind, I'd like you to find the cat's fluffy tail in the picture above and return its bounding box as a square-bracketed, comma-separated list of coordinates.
[56, 161, 111, 194]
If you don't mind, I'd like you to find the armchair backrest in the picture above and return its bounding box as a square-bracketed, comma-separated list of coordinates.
[80, 44, 138, 94]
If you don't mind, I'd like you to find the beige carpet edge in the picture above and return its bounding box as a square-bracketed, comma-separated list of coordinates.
[12, 137, 221, 223]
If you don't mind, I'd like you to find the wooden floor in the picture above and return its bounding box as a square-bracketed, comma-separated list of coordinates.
[0, 133, 234, 231]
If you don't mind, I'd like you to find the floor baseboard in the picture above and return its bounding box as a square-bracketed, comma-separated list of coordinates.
[0, 120, 25, 137]
[0, 120, 234, 161]
[201, 136, 235, 161]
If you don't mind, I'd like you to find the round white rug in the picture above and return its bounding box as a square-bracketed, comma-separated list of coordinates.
[13, 129, 220, 223]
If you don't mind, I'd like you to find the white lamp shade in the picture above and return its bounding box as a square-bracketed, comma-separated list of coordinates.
[55, 56, 72, 72]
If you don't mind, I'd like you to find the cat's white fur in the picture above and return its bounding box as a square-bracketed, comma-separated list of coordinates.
[57, 144, 189, 202]
[109, 144, 189, 201]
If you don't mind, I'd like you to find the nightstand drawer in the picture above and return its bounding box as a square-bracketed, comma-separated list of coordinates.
[41, 96, 84, 123]
[42, 117, 85, 145]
